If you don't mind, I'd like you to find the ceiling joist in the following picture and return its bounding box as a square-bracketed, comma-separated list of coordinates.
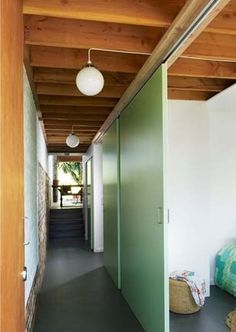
[30, 46, 147, 73]
[24, 15, 164, 53]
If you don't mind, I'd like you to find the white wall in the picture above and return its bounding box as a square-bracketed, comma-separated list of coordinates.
[207, 84, 236, 284]
[37, 121, 48, 173]
[93, 144, 104, 252]
[83, 143, 104, 252]
[168, 88, 236, 294]
[24, 70, 39, 302]
[24, 69, 48, 303]
[167, 100, 211, 294]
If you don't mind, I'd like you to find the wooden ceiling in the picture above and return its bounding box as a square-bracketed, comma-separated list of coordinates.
[23, 0, 236, 153]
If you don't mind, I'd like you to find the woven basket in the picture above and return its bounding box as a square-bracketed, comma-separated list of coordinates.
[169, 278, 201, 314]
[226, 309, 236, 331]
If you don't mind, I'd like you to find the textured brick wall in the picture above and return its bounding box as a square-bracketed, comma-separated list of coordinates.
[25, 163, 49, 332]
[37, 162, 50, 287]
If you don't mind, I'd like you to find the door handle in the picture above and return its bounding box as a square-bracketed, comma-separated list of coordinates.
[21, 266, 27, 282]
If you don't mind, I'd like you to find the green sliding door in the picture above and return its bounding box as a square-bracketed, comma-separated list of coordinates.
[120, 65, 169, 332]
[103, 119, 121, 288]
[86, 158, 94, 249]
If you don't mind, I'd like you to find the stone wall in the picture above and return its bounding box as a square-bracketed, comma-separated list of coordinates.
[37, 162, 50, 287]
[25, 162, 49, 332]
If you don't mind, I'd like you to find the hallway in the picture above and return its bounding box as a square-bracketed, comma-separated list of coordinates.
[33, 239, 144, 332]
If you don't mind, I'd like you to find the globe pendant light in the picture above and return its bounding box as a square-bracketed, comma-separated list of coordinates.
[66, 127, 80, 148]
[76, 62, 104, 96]
[75, 48, 151, 97]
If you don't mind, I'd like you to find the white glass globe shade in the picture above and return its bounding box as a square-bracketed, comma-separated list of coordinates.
[76, 65, 104, 96]
[66, 133, 80, 148]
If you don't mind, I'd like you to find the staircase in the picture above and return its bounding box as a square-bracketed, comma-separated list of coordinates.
[49, 208, 84, 239]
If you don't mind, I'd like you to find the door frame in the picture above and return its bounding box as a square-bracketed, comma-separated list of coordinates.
[0, 0, 25, 331]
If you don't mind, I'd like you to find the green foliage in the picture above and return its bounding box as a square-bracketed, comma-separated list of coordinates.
[57, 162, 82, 185]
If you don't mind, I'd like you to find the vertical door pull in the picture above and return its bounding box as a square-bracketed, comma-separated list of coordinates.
[157, 207, 163, 224]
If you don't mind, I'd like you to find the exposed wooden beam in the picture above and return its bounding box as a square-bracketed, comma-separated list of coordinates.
[47, 133, 94, 138]
[24, 15, 164, 53]
[39, 96, 118, 107]
[24, 46, 41, 111]
[47, 145, 89, 153]
[23, 0, 184, 28]
[48, 138, 92, 143]
[57, 156, 82, 162]
[168, 76, 234, 92]
[33, 67, 135, 86]
[24, 45, 48, 141]
[94, 0, 231, 142]
[48, 148, 89, 153]
[168, 89, 216, 100]
[40, 105, 112, 115]
[44, 119, 103, 126]
[184, 32, 236, 62]
[23, 0, 235, 35]
[30, 46, 147, 74]
[36, 83, 127, 98]
[42, 113, 106, 121]
[169, 58, 236, 79]
[45, 124, 100, 130]
[46, 129, 98, 133]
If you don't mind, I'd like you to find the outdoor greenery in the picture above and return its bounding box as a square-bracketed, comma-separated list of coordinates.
[57, 162, 82, 185]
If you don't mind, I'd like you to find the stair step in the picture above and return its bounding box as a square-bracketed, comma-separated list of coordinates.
[50, 218, 83, 223]
[50, 224, 84, 231]
[49, 208, 84, 240]
[49, 233, 84, 239]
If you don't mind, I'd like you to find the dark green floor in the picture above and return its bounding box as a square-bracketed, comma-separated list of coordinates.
[33, 239, 144, 332]
[170, 286, 236, 332]
[33, 238, 236, 332]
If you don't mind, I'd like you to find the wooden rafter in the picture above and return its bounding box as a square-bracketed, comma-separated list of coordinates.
[30, 46, 147, 73]
[39, 96, 118, 107]
[33, 68, 135, 85]
[23, 0, 236, 35]
[23, 0, 185, 28]
[36, 83, 127, 98]
[93, 0, 231, 142]
[184, 32, 236, 61]
[24, 15, 165, 53]
[23, 0, 235, 152]
[169, 58, 236, 79]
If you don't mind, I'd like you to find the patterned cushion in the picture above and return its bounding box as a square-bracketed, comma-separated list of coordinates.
[215, 245, 236, 297]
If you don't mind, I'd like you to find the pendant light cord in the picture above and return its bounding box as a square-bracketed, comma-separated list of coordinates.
[88, 48, 151, 64]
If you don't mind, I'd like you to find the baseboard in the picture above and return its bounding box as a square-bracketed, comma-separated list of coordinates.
[94, 248, 104, 253]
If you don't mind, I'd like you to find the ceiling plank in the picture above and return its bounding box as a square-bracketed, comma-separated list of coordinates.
[93, 0, 231, 142]
[39, 95, 118, 107]
[23, 0, 184, 28]
[33, 67, 135, 85]
[30, 46, 147, 74]
[184, 32, 236, 62]
[24, 15, 164, 53]
[168, 76, 234, 92]
[207, 1, 236, 35]
[169, 58, 236, 79]
[168, 89, 216, 100]
[40, 105, 112, 115]
[36, 83, 127, 98]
